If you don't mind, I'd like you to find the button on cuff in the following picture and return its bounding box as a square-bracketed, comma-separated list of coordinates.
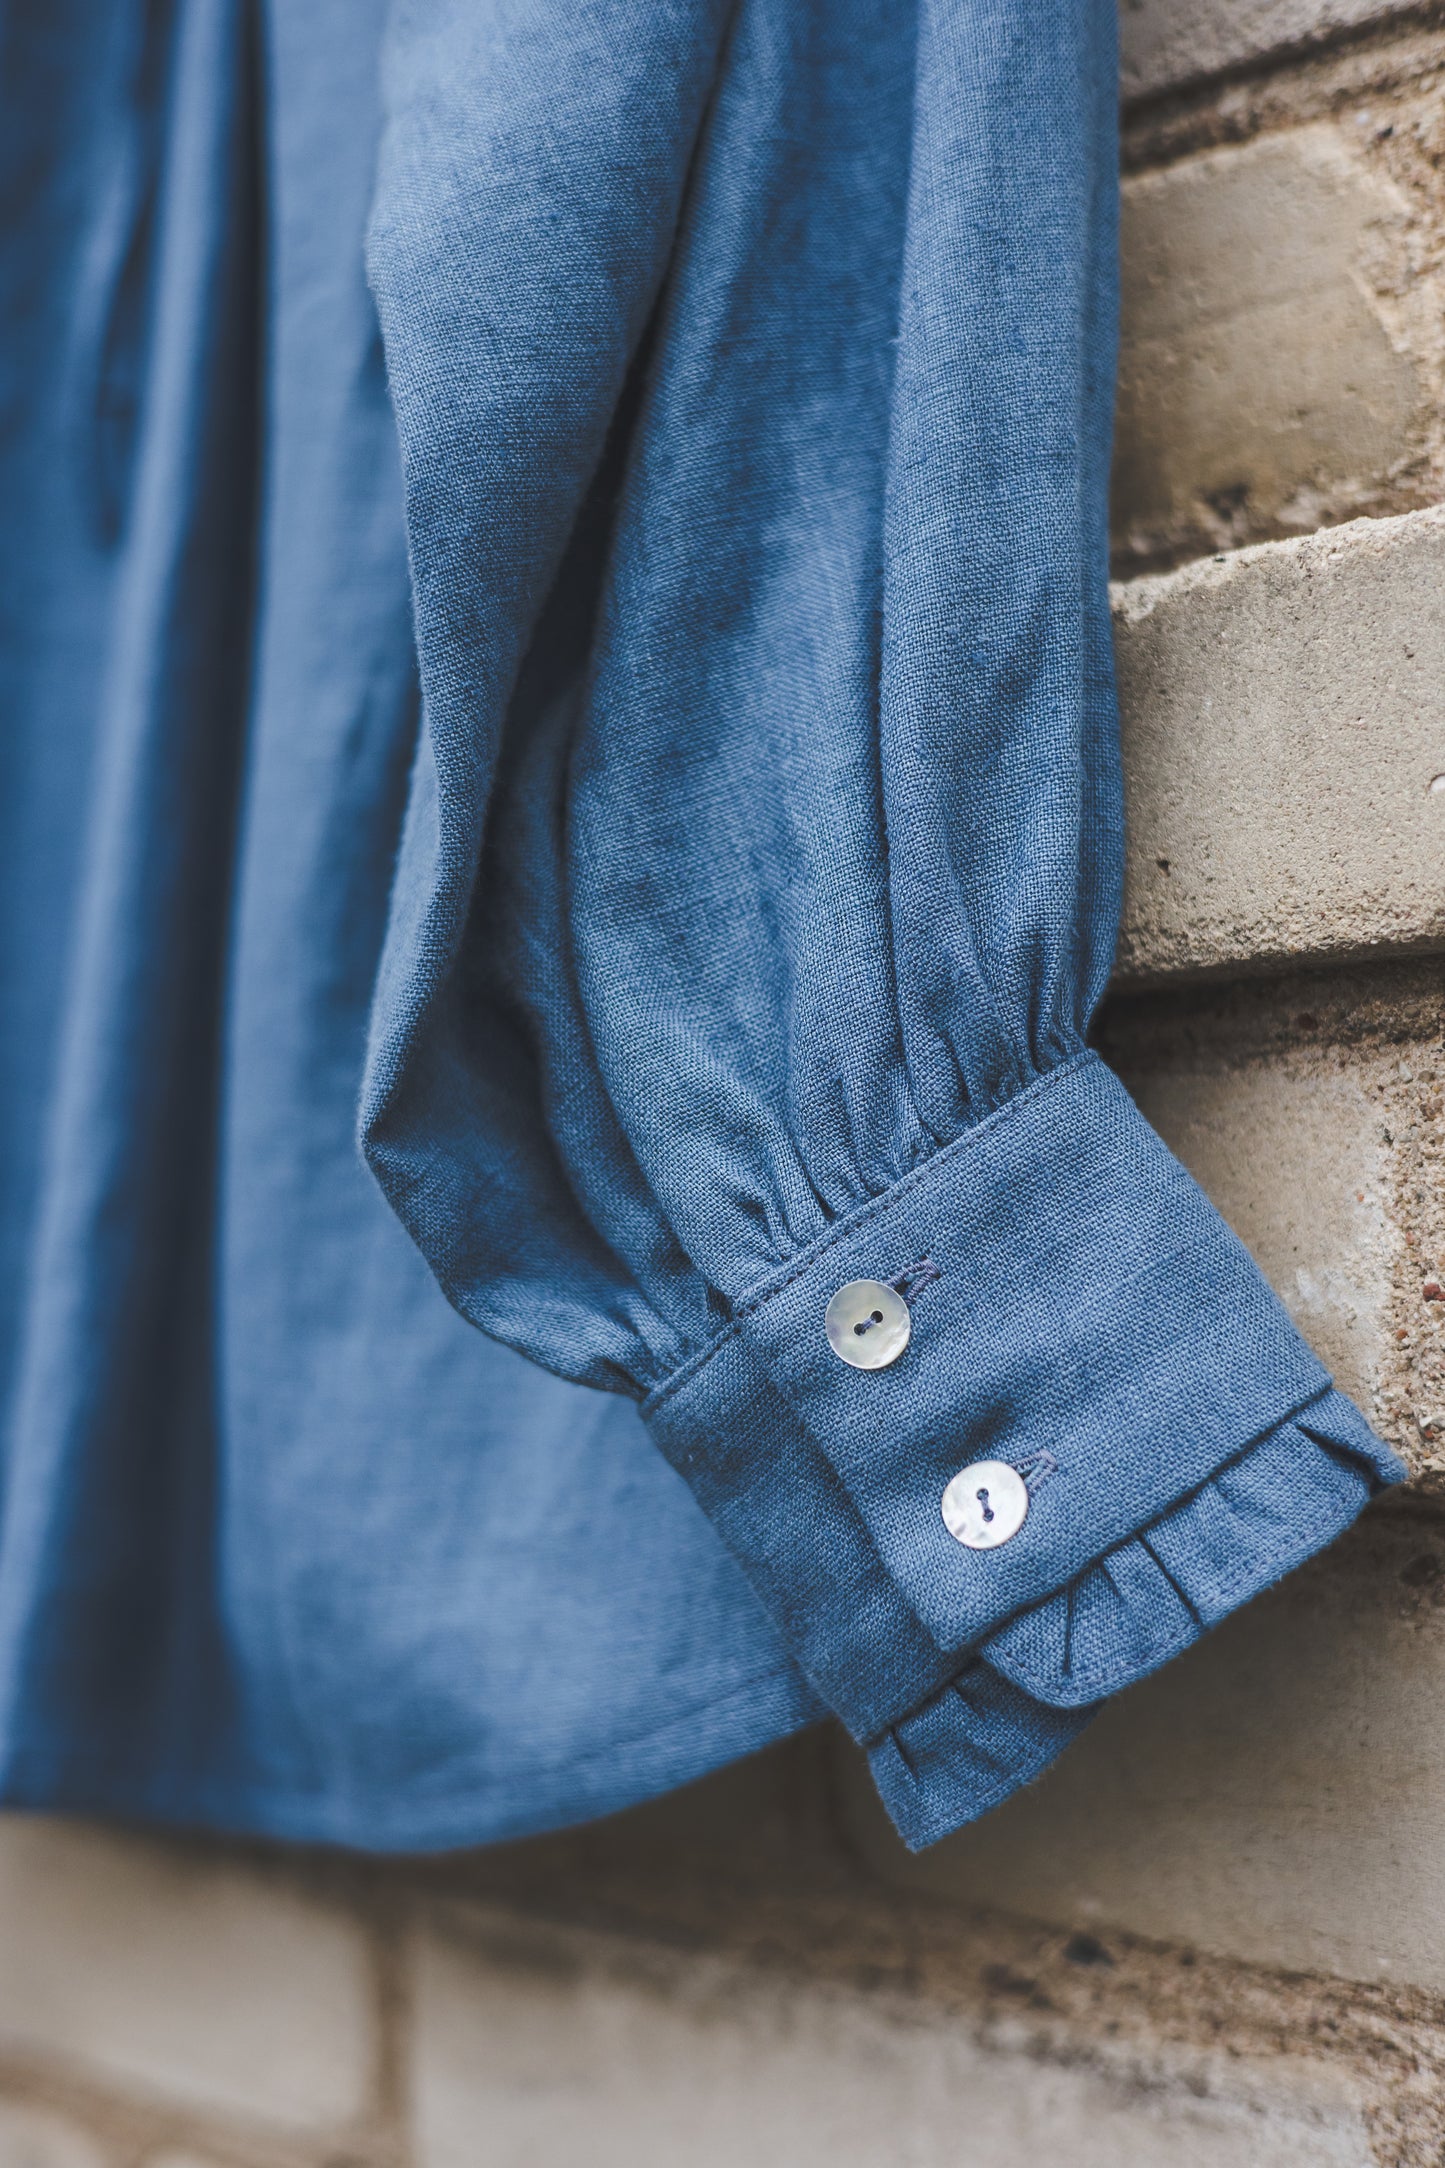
[825, 1279, 911, 1369]
[941, 1459, 1029, 1548]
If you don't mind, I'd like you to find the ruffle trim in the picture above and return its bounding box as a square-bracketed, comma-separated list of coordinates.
[867, 1388, 1403, 1850]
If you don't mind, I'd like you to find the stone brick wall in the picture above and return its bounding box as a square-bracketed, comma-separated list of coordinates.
[3, 3, 1443, 2163]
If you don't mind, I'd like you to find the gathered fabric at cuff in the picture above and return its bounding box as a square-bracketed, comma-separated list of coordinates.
[643, 1054, 1405, 1849]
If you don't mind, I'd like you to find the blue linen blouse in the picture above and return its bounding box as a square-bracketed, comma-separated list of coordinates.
[0, 0, 1402, 1852]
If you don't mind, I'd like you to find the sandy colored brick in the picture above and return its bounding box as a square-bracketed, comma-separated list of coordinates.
[1114, 505, 1445, 983]
[1114, 127, 1423, 568]
[0, 2106, 109, 2168]
[408, 1907, 1372, 2168]
[1102, 972, 1445, 1468]
[0, 1820, 374, 2135]
[140, 2154, 232, 2168]
[1123, 1045, 1396, 1413]
[1120, 0, 1418, 102]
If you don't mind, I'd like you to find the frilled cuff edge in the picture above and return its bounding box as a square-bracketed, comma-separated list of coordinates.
[642, 1053, 1405, 1840]
[870, 1384, 1398, 1848]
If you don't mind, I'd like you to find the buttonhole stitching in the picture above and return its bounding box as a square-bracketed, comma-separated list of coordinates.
[885, 1256, 942, 1306]
[1010, 1450, 1060, 1497]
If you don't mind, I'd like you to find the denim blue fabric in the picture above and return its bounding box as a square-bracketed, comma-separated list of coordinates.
[0, 0, 814, 1848]
[0, 0, 1403, 1855]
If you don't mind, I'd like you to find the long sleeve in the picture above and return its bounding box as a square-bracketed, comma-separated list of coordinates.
[360, 0, 1404, 1847]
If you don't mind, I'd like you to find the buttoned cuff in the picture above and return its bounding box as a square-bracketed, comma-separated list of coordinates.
[643, 1053, 1404, 1848]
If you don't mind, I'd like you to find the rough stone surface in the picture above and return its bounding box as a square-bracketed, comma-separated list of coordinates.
[1114, 127, 1424, 569]
[1116, 1023, 1402, 1416]
[453, 1697, 1445, 2162]
[1102, 968, 1445, 1473]
[139, 2155, 235, 2168]
[0, 2106, 108, 2168]
[1120, 0, 1419, 103]
[1114, 506, 1445, 984]
[0, 1820, 375, 2135]
[1136, 1049, 1393, 1408]
[408, 1906, 1373, 2168]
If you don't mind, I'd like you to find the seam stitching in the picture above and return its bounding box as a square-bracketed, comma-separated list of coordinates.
[866, 1389, 1366, 1744]
[874, 1492, 1359, 1756]
[875, 1722, 1082, 1832]
[985, 1493, 1364, 1705]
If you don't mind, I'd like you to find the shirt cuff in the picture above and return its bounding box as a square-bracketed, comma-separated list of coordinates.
[642, 1053, 1405, 1849]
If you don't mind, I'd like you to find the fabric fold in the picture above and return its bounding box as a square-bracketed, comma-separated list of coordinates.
[870, 1387, 1394, 1849]
[868, 1666, 1094, 1853]
[985, 1386, 1386, 1708]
